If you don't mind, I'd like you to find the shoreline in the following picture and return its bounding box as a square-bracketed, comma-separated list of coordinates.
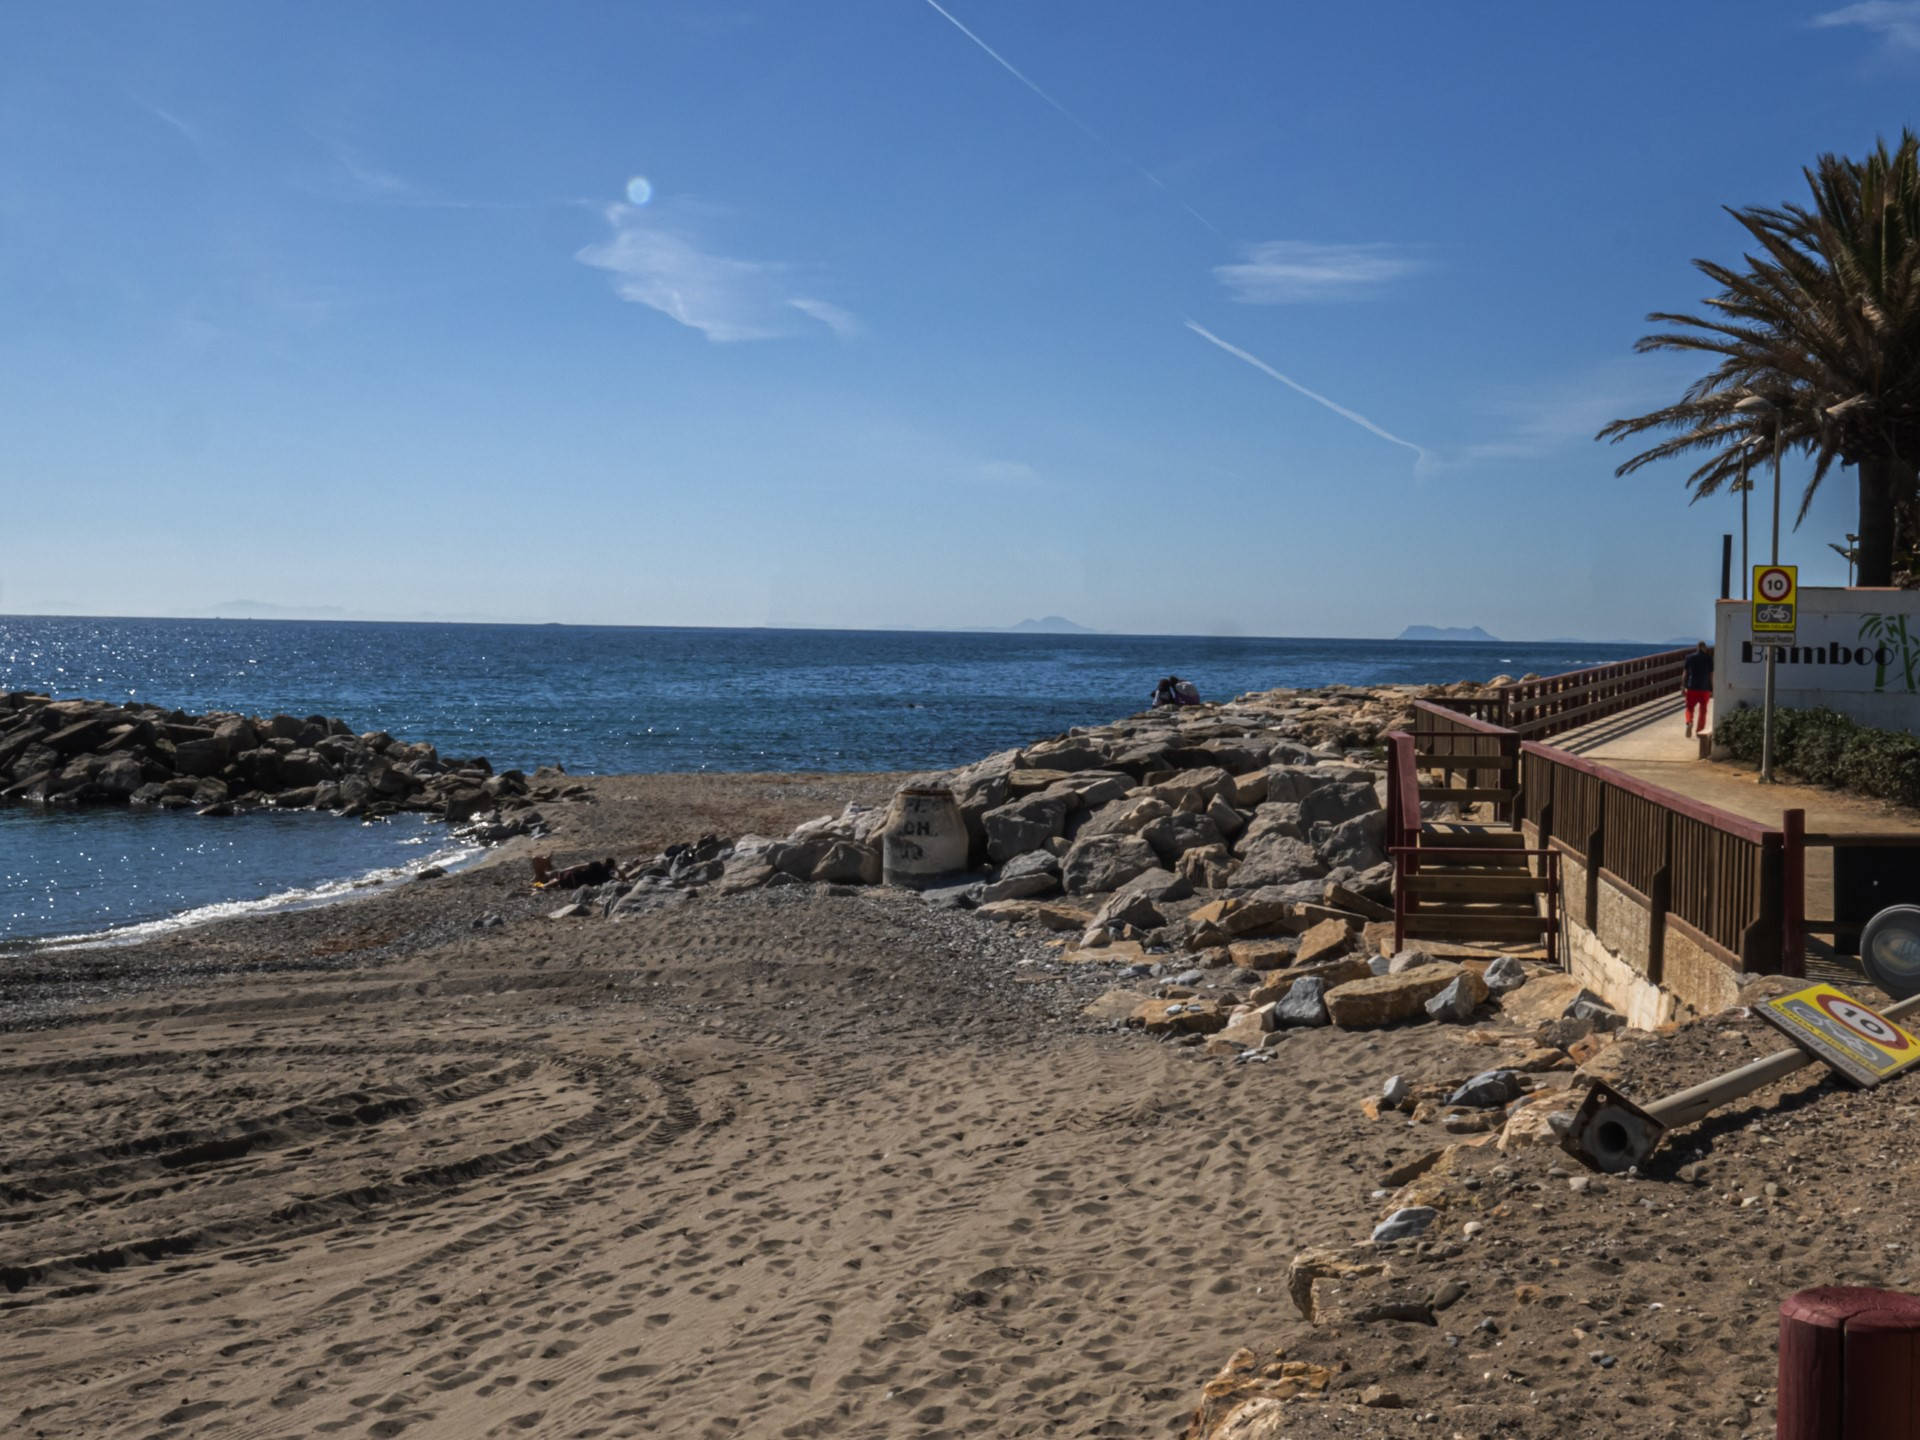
[0, 769, 912, 1030]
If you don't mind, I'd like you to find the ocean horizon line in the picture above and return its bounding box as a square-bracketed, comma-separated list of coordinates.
[0, 611, 1681, 650]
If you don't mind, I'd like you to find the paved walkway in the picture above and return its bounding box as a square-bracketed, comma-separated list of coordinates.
[1550, 696, 1920, 975]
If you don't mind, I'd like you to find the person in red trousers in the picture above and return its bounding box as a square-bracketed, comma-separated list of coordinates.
[1682, 641, 1713, 739]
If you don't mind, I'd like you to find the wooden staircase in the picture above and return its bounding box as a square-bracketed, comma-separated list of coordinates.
[1387, 730, 1563, 963]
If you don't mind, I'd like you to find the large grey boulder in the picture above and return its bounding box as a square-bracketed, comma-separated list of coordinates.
[235, 747, 283, 787]
[980, 849, 1062, 903]
[1234, 830, 1329, 888]
[1042, 771, 1133, 813]
[1061, 833, 1159, 894]
[809, 840, 882, 885]
[1264, 765, 1343, 804]
[766, 834, 834, 879]
[1107, 743, 1172, 778]
[1271, 975, 1331, 1027]
[1448, 1069, 1523, 1108]
[172, 738, 224, 777]
[1483, 955, 1529, 995]
[213, 716, 257, 753]
[281, 749, 339, 788]
[1075, 794, 1171, 841]
[1118, 866, 1193, 906]
[1146, 766, 1235, 812]
[1311, 811, 1387, 871]
[1424, 974, 1482, 1024]
[1091, 866, 1193, 930]
[1022, 739, 1113, 773]
[1240, 801, 1305, 845]
[1299, 780, 1381, 830]
[442, 786, 493, 824]
[1176, 843, 1236, 889]
[1141, 810, 1224, 865]
[982, 794, 1070, 864]
[1092, 889, 1165, 931]
[94, 753, 145, 797]
[1167, 739, 1270, 775]
[1205, 792, 1246, 842]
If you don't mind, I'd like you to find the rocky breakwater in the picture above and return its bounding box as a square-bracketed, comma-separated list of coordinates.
[0, 691, 548, 834]
[558, 682, 1481, 938]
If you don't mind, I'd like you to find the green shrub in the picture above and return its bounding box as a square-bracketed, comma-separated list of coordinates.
[1837, 727, 1920, 807]
[1713, 703, 1920, 806]
[1715, 706, 1764, 761]
[1785, 707, 1859, 787]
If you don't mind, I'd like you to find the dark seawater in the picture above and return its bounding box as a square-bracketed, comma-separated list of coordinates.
[0, 616, 1655, 945]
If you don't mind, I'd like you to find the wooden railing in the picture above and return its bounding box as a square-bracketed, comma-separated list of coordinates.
[1427, 647, 1696, 741]
[1519, 742, 1803, 977]
[1397, 648, 1806, 990]
[1411, 701, 1520, 822]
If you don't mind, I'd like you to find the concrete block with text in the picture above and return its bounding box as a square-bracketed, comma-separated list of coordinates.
[1713, 590, 1920, 733]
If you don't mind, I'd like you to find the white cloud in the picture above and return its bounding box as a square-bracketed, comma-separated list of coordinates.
[1213, 241, 1426, 304]
[788, 297, 863, 338]
[1813, 1, 1920, 51]
[577, 204, 857, 343]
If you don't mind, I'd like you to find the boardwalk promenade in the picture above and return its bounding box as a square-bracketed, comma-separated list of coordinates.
[1554, 695, 1920, 995]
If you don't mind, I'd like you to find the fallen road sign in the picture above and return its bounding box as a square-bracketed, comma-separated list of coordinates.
[1757, 983, 1920, 1088]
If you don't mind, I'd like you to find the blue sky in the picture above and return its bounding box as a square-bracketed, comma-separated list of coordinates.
[2, 1, 1915, 640]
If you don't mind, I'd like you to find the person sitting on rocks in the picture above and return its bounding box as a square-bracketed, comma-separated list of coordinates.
[1151, 676, 1177, 708]
[1171, 676, 1201, 706]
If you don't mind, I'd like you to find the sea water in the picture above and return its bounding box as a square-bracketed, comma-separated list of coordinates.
[0, 617, 1652, 944]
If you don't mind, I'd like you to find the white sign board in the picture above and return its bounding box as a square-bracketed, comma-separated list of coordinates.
[1713, 589, 1920, 733]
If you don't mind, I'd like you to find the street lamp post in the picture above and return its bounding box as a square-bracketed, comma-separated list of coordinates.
[1738, 447, 1751, 599]
[1736, 396, 1786, 784]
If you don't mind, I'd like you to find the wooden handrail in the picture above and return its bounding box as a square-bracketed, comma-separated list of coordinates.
[1409, 699, 1515, 737]
[1519, 740, 1777, 845]
[1501, 647, 1692, 695]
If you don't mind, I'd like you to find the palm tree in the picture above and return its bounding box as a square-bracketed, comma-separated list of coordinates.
[1598, 133, 1920, 587]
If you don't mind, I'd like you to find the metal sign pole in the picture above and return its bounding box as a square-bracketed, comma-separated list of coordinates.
[1751, 563, 1797, 786]
[1762, 645, 1778, 784]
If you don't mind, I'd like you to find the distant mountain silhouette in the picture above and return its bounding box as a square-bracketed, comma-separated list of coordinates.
[1398, 625, 1500, 642]
[1008, 616, 1097, 634]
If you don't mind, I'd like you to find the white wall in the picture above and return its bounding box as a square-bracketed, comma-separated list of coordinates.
[1712, 590, 1920, 734]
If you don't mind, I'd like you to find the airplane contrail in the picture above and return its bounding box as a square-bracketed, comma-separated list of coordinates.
[913, 4, 1425, 476]
[918, 0, 1223, 238]
[1186, 321, 1433, 473]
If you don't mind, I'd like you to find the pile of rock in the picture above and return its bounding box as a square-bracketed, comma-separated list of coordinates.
[0, 691, 549, 831]
[703, 686, 1409, 916]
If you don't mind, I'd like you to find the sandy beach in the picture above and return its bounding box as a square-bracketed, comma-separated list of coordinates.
[4, 768, 1918, 1440]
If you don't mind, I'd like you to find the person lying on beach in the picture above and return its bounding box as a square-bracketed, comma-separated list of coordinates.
[532, 856, 618, 890]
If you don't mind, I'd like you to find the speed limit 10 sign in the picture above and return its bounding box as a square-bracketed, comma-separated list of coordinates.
[1752, 564, 1797, 636]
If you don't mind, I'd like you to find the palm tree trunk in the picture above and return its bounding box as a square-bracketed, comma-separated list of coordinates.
[1859, 456, 1901, 586]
